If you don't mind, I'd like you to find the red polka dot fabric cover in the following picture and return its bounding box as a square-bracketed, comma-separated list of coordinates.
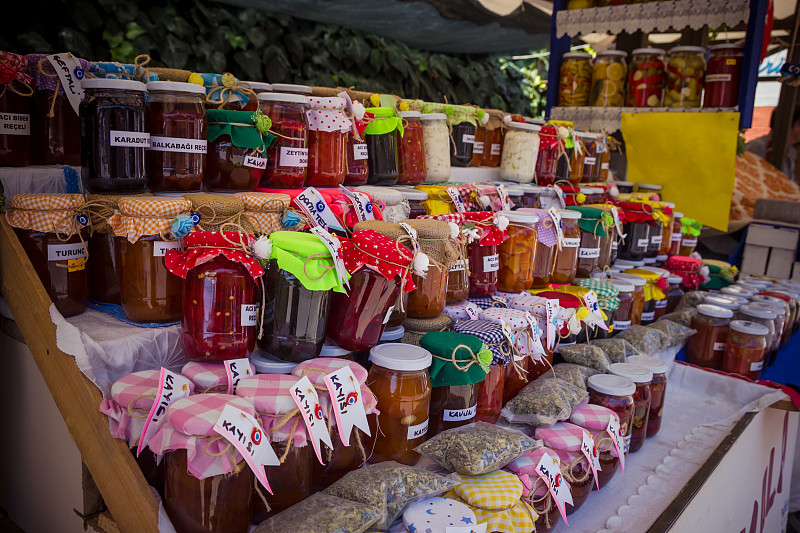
[463, 211, 508, 246]
[341, 229, 416, 292]
[306, 96, 351, 133]
[165, 231, 264, 281]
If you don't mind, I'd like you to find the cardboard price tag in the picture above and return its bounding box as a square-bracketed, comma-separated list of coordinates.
[545, 299, 560, 351]
[499, 321, 522, 361]
[582, 290, 608, 331]
[607, 415, 626, 472]
[295, 186, 345, 233]
[310, 226, 350, 290]
[535, 451, 574, 524]
[496, 184, 512, 210]
[137, 368, 193, 456]
[581, 430, 602, 489]
[446, 187, 468, 213]
[290, 375, 334, 464]
[553, 184, 566, 209]
[464, 303, 480, 320]
[46, 53, 84, 115]
[224, 358, 254, 395]
[524, 312, 547, 361]
[338, 186, 375, 222]
[548, 207, 565, 248]
[399, 222, 420, 253]
[322, 366, 371, 446]
[610, 206, 625, 238]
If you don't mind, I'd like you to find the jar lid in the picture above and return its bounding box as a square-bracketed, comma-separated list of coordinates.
[609, 362, 653, 383]
[632, 48, 666, 56]
[636, 183, 663, 191]
[673, 211, 684, 218]
[506, 187, 524, 197]
[270, 83, 312, 94]
[627, 355, 668, 374]
[614, 273, 646, 286]
[399, 189, 428, 201]
[558, 209, 582, 219]
[751, 302, 786, 315]
[730, 320, 770, 336]
[146, 81, 206, 95]
[399, 111, 421, 118]
[750, 294, 785, 305]
[249, 352, 300, 374]
[370, 343, 432, 371]
[611, 281, 635, 292]
[696, 303, 734, 319]
[588, 374, 636, 396]
[82, 78, 147, 92]
[257, 92, 309, 104]
[670, 46, 706, 54]
[244, 81, 272, 92]
[738, 278, 770, 288]
[721, 286, 756, 297]
[420, 113, 447, 120]
[381, 326, 405, 342]
[705, 295, 742, 310]
[508, 122, 542, 132]
[597, 49, 628, 57]
[640, 266, 670, 278]
[577, 132, 604, 140]
[615, 259, 645, 267]
[709, 43, 745, 51]
[563, 52, 591, 59]
[579, 187, 604, 193]
[739, 304, 777, 319]
[319, 342, 352, 358]
[498, 211, 539, 224]
[643, 257, 657, 265]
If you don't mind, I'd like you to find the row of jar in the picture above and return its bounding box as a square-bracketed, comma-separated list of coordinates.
[559, 45, 743, 108]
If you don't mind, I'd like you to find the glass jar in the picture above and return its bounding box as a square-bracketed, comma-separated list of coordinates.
[482, 125, 503, 168]
[535, 126, 561, 186]
[498, 212, 537, 292]
[559, 52, 592, 107]
[259, 260, 330, 362]
[428, 383, 477, 436]
[270, 83, 312, 95]
[397, 111, 427, 184]
[751, 300, 786, 353]
[627, 48, 666, 107]
[704, 44, 744, 108]
[665, 46, 705, 108]
[627, 355, 667, 437]
[587, 374, 635, 456]
[204, 109, 265, 192]
[345, 133, 370, 186]
[608, 363, 651, 453]
[88, 231, 120, 305]
[591, 50, 627, 107]
[365, 106, 400, 185]
[469, 124, 485, 167]
[305, 96, 348, 187]
[399, 189, 428, 219]
[535, 423, 594, 515]
[420, 113, 451, 183]
[259, 443, 314, 521]
[551, 210, 582, 285]
[577, 132, 602, 182]
[722, 320, 769, 380]
[569, 206, 605, 278]
[615, 274, 646, 325]
[500, 122, 541, 183]
[146, 81, 206, 194]
[468, 242, 499, 298]
[118, 234, 184, 322]
[506, 187, 524, 210]
[570, 404, 621, 489]
[258, 92, 309, 188]
[619, 213, 652, 262]
[447, 256, 470, 304]
[450, 120, 475, 168]
[0, 52, 32, 166]
[568, 143, 585, 185]
[678, 231, 698, 256]
[409, 264, 448, 318]
[367, 344, 432, 465]
[612, 281, 634, 334]
[476, 363, 504, 423]
[669, 212, 684, 255]
[646, 220, 663, 261]
[658, 205, 675, 257]
[687, 304, 734, 369]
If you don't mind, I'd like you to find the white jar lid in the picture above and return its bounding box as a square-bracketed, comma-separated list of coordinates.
[421, 113, 447, 121]
[751, 302, 786, 315]
[400, 189, 428, 201]
[597, 49, 628, 57]
[245, 82, 272, 92]
[750, 294, 784, 305]
[730, 320, 770, 336]
[498, 210, 540, 224]
[399, 111, 421, 118]
[739, 304, 777, 319]
[146, 81, 206, 95]
[696, 303, 734, 319]
[615, 259, 645, 267]
[636, 183, 663, 191]
[559, 209, 582, 219]
[673, 212, 684, 218]
[739, 279, 770, 288]
[670, 46, 706, 54]
[643, 257, 657, 265]
[270, 83, 312, 94]
[588, 374, 636, 396]
[721, 286, 756, 296]
[564, 52, 592, 59]
[506, 187, 524, 197]
[370, 343, 432, 371]
[633, 48, 666, 56]
[380, 326, 405, 342]
[609, 362, 653, 384]
[627, 355, 668, 374]
[611, 281, 635, 292]
[82, 79, 147, 92]
[709, 43, 745, 51]
[614, 273, 646, 286]
[319, 342, 352, 358]
[249, 352, 299, 374]
[705, 295, 742, 310]
[508, 122, 542, 132]
[257, 92, 309, 104]
[667, 275, 683, 284]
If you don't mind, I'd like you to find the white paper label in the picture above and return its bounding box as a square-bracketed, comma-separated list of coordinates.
[672, 232, 682, 242]
[137, 368, 192, 456]
[706, 73, 733, 83]
[607, 415, 626, 471]
[446, 187, 467, 213]
[338, 186, 375, 222]
[584, 156, 597, 164]
[296, 186, 346, 232]
[224, 358, 254, 394]
[548, 207, 565, 247]
[583, 290, 608, 330]
[525, 312, 547, 358]
[545, 299, 559, 351]
[579, 247, 600, 258]
[601, 162, 610, 170]
[655, 299, 668, 309]
[46, 53, 84, 115]
[280, 146, 309, 167]
[443, 404, 477, 422]
[450, 259, 466, 272]
[407, 419, 429, 440]
[110, 130, 149, 147]
[496, 183, 512, 210]
[472, 141, 484, 154]
[651, 234, 663, 245]
[241, 304, 259, 327]
[553, 184, 567, 209]
[581, 430, 602, 490]
[610, 206, 624, 238]
[353, 143, 369, 160]
[641, 311, 656, 321]
[751, 361, 764, 371]
[153, 241, 186, 257]
[612, 241, 619, 250]
[483, 254, 500, 272]
[487, 144, 500, 157]
[535, 452, 574, 524]
[290, 375, 335, 464]
[149, 136, 207, 154]
[244, 155, 267, 169]
[383, 305, 395, 325]
[48, 242, 87, 261]
[713, 341, 726, 351]
[323, 366, 372, 446]
[637, 238, 650, 248]
[682, 238, 698, 247]
[614, 319, 631, 331]
[462, 133, 475, 144]
[310, 226, 350, 290]
[0, 113, 30, 136]
[563, 237, 581, 248]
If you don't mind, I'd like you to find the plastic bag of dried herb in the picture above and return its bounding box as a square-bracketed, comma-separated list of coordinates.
[323, 461, 461, 529]
[552, 363, 599, 390]
[558, 343, 612, 372]
[501, 376, 588, 426]
[661, 308, 697, 328]
[589, 338, 641, 363]
[616, 325, 670, 354]
[648, 320, 696, 348]
[415, 422, 538, 475]
[254, 493, 379, 533]
[675, 291, 707, 311]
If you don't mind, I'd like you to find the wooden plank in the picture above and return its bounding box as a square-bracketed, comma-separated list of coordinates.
[0, 217, 158, 533]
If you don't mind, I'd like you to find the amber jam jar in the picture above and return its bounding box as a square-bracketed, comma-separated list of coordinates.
[524, 448, 562, 533]
[687, 304, 734, 370]
[405, 219, 457, 319]
[0, 51, 32, 166]
[570, 403, 622, 489]
[609, 363, 652, 453]
[627, 355, 668, 438]
[497, 212, 538, 292]
[146, 81, 206, 194]
[258, 92, 310, 188]
[481, 122, 503, 168]
[588, 374, 635, 457]
[552, 210, 582, 285]
[614, 273, 646, 326]
[367, 344, 432, 465]
[535, 422, 595, 515]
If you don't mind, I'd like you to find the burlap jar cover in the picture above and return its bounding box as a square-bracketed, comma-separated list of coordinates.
[416, 213, 469, 280]
[185, 193, 256, 234]
[401, 314, 453, 346]
[233, 191, 291, 236]
[107, 196, 192, 243]
[403, 218, 459, 271]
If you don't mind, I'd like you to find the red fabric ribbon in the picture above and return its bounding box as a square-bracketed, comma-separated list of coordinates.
[539, 125, 563, 151]
[164, 231, 264, 280]
[354, 111, 374, 137]
[340, 230, 416, 293]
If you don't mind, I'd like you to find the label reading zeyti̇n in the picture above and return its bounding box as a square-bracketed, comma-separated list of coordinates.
[353, 143, 369, 160]
[490, 143, 501, 156]
[443, 405, 477, 422]
[153, 241, 186, 257]
[473, 141, 484, 154]
[48, 242, 87, 261]
[637, 238, 650, 248]
[407, 419, 429, 440]
[713, 342, 726, 351]
[243, 155, 267, 169]
[563, 237, 581, 248]
[483, 254, 500, 272]
[0, 113, 30, 136]
[110, 130, 149, 147]
[579, 247, 600, 258]
[641, 311, 656, 321]
[241, 304, 259, 327]
[280, 147, 309, 167]
[149, 136, 207, 154]
[462, 134, 475, 144]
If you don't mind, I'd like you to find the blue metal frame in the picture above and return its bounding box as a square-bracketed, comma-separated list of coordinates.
[737, 0, 769, 129]
[545, 0, 572, 118]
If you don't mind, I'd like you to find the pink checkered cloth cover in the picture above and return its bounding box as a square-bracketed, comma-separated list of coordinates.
[570, 403, 620, 456]
[182, 360, 254, 393]
[534, 422, 585, 465]
[291, 358, 378, 423]
[148, 393, 256, 479]
[505, 446, 554, 498]
[235, 374, 309, 447]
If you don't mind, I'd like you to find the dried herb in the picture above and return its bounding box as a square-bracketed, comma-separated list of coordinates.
[415, 422, 537, 475]
[661, 308, 696, 328]
[648, 320, 696, 348]
[254, 493, 379, 533]
[553, 363, 599, 390]
[501, 376, 587, 426]
[675, 291, 707, 312]
[590, 338, 640, 363]
[559, 343, 612, 372]
[617, 325, 670, 354]
[323, 462, 460, 530]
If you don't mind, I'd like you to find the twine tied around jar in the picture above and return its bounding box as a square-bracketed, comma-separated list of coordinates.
[6, 203, 95, 269]
[351, 237, 416, 312]
[0, 55, 33, 99]
[523, 475, 556, 529]
[430, 343, 492, 374]
[538, 128, 570, 166]
[35, 57, 67, 118]
[205, 73, 259, 110]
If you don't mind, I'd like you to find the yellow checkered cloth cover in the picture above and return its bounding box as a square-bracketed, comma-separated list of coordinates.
[108, 196, 192, 243]
[7, 193, 85, 235]
[444, 471, 538, 533]
[233, 192, 290, 235]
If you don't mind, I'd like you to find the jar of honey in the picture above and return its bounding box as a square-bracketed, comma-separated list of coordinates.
[497, 211, 538, 292]
[404, 219, 459, 319]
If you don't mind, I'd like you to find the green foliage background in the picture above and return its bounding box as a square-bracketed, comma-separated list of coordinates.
[4, 0, 548, 116]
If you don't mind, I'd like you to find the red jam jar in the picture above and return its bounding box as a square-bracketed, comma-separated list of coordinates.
[258, 92, 310, 188]
[587, 374, 635, 457]
[0, 51, 32, 166]
[469, 124, 485, 166]
[609, 363, 652, 453]
[721, 320, 770, 380]
[306, 96, 349, 187]
[687, 303, 734, 370]
[570, 403, 622, 489]
[397, 111, 427, 184]
[627, 355, 667, 438]
[345, 132, 370, 185]
[704, 44, 744, 108]
[146, 81, 206, 194]
[463, 211, 506, 297]
[535, 125, 562, 186]
[204, 109, 267, 192]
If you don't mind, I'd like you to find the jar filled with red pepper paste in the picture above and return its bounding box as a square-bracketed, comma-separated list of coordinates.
[258, 92, 310, 188]
[464, 211, 507, 298]
[398, 111, 427, 184]
[587, 373, 635, 456]
[0, 51, 33, 166]
[627, 48, 666, 107]
[608, 363, 652, 453]
[627, 355, 668, 437]
[306, 96, 350, 187]
[204, 109, 271, 192]
[721, 320, 770, 380]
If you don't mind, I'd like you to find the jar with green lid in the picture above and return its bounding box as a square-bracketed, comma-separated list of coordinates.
[205, 109, 274, 192]
[567, 206, 609, 278]
[665, 46, 705, 108]
[591, 50, 627, 107]
[364, 106, 402, 185]
[559, 53, 592, 107]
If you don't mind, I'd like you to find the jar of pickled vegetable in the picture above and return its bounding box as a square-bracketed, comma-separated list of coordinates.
[608, 363, 651, 453]
[420, 113, 451, 183]
[203, 109, 270, 192]
[367, 343, 433, 465]
[535, 423, 595, 515]
[305, 96, 350, 187]
[552, 209, 582, 285]
[687, 304, 733, 369]
[722, 320, 769, 380]
[497, 212, 538, 292]
[469, 122, 486, 167]
[26, 53, 88, 165]
[405, 219, 459, 319]
[146, 81, 206, 194]
[397, 111, 427, 184]
[626, 355, 667, 438]
[591, 50, 627, 107]
[345, 132, 370, 185]
[257, 93, 310, 188]
[610, 281, 634, 334]
[567, 206, 607, 278]
[570, 403, 621, 488]
[587, 374, 635, 456]
[665, 46, 705, 108]
[464, 211, 506, 297]
[364, 107, 402, 185]
[619, 203, 653, 261]
[559, 52, 592, 107]
[704, 44, 744, 108]
[0, 51, 32, 166]
[627, 48, 666, 107]
[579, 132, 604, 182]
[501, 122, 541, 183]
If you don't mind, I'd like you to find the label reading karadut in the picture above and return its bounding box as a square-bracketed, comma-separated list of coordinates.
[48, 242, 87, 261]
[490, 143, 501, 156]
[241, 304, 259, 326]
[296, 186, 346, 233]
[323, 365, 371, 446]
[584, 156, 597, 165]
[224, 358, 253, 395]
[713, 341, 726, 351]
[462, 134, 475, 144]
[443, 404, 477, 422]
[614, 319, 631, 331]
[607, 415, 626, 472]
[483, 253, 500, 272]
[149, 136, 207, 154]
[751, 361, 764, 371]
[244, 155, 267, 169]
[449, 259, 466, 273]
[579, 247, 600, 258]
[581, 430, 603, 490]
[137, 368, 193, 456]
[407, 418, 429, 440]
[213, 404, 281, 493]
[290, 375, 335, 464]
[110, 130, 149, 147]
[641, 311, 656, 322]
[353, 143, 369, 160]
[0, 113, 30, 136]
[655, 299, 668, 309]
[446, 187, 468, 213]
[637, 238, 650, 248]
[563, 237, 581, 248]
[535, 451, 573, 524]
[280, 146, 309, 167]
[473, 141, 484, 154]
[651, 234, 663, 245]
[153, 241, 186, 257]
[46, 53, 84, 115]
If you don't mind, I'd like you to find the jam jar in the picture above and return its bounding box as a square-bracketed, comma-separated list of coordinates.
[704, 44, 744, 108]
[258, 92, 310, 188]
[86, 194, 124, 305]
[619, 204, 653, 261]
[591, 50, 627, 107]
[721, 320, 770, 380]
[535, 423, 594, 515]
[669, 212, 684, 255]
[665, 46, 705, 108]
[687, 304, 734, 369]
[587, 373, 635, 456]
[306, 96, 349, 187]
[204, 109, 268, 192]
[559, 52, 592, 107]
[658, 204, 675, 258]
[524, 210, 559, 288]
[345, 132, 370, 186]
[400, 189, 429, 219]
[80, 79, 148, 193]
[627, 355, 667, 437]
[750, 302, 786, 358]
[397, 111, 427, 184]
[405, 219, 457, 319]
[0, 51, 32, 166]
[615, 274, 646, 325]
[420, 113, 451, 183]
[447, 253, 470, 305]
[480, 307, 535, 402]
[497, 212, 538, 292]
[146, 81, 206, 194]
[523, 448, 562, 533]
[8, 193, 90, 317]
[568, 206, 606, 278]
[482, 119, 503, 168]
[26, 53, 87, 165]
[464, 212, 503, 298]
[364, 106, 401, 185]
[735, 304, 777, 366]
[608, 281, 633, 334]
[552, 209, 582, 285]
[500, 122, 541, 183]
[620, 270, 660, 324]
[627, 48, 666, 107]
[450, 117, 476, 168]
[165, 232, 261, 361]
[577, 132, 602, 182]
[535, 126, 562, 186]
[608, 363, 651, 453]
[367, 343, 433, 465]
[678, 219, 700, 256]
[476, 363, 504, 423]
[570, 403, 622, 489]
[469, 123, 485, 166]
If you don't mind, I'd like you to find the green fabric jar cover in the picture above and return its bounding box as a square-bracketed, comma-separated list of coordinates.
[206, 109, 276, 154]
[566, 206, 609, 237]
[420, 331, 491, 387]
[364, 107, 404, 137]
[403, 100, 482, 128]
[268, 231, 348, 293]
